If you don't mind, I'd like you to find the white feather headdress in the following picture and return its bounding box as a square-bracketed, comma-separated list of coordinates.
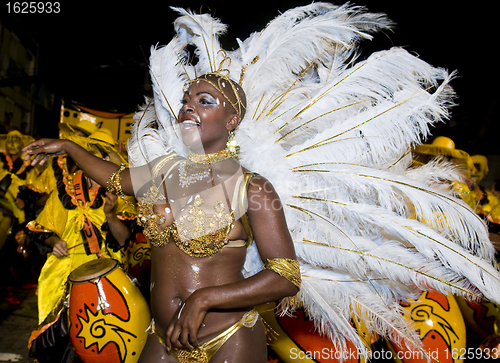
[128, 2, 500, 354]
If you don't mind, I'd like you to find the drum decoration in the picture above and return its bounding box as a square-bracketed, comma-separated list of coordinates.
[68, 258, 150, 363]
[259, 302, 369, 363]
[456, 295, 499, 339]
[387, 291, 466, 363]
[126, 232, 151, 289]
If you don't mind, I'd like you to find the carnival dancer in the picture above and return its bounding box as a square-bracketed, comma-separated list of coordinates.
[23, 78, 301, 363]
[26, 137, 135, 363]
[412, 136, 480, 209]
[23, 3, 500, 363]
[0, 130, 40, 305]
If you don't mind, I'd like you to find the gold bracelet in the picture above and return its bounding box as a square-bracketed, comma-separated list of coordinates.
[107, 164, 128, 199]
[264, 258, 301, 289]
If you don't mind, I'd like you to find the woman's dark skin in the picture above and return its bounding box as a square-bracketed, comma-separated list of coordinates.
[24, 76, 299, 362]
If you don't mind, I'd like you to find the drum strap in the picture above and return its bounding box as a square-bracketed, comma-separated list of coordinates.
[73, 171, 102, 256]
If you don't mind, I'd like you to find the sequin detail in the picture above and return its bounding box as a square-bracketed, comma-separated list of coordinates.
[137, 185, 235, 257]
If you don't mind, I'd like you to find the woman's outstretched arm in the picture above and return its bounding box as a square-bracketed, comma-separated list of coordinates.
[23, 138, 136, 195]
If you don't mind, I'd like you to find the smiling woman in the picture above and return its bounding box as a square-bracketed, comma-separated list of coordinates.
[178, 74, 245, 154]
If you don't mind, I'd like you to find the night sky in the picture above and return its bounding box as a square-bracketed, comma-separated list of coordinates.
[7, 0, 498, 154]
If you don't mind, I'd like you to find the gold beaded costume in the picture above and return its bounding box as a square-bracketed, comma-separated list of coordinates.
[133, 153, 255, 257]
[149, 309, 260, 363]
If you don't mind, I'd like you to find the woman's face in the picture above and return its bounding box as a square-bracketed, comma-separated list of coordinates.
[178, 79, 237, 153]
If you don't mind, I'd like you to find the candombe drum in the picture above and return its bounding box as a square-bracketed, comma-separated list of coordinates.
[259, 302, 370, 363]
[125, 232, 151, 289]
[68, 258, 151, 363]
[456, 292, 499, 339]
[386, 291, 466, 363]
[456, 295, 500, 359]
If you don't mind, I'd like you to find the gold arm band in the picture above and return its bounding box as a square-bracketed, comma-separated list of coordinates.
[264, 258, 301, 289]
[107, 164, 129, 201]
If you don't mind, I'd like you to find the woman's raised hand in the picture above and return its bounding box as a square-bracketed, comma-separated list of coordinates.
[23, 138, 70, 166]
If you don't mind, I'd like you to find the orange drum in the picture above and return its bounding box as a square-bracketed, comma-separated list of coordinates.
[68, 258, 151, 363]
[387, 291, 466, 363]
[259, 302, 370, 363]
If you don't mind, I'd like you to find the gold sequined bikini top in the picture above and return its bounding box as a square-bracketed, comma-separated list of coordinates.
[137, 154, 254, 258]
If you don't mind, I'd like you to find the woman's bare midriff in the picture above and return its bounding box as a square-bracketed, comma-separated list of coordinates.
[149, 227, 250, 341]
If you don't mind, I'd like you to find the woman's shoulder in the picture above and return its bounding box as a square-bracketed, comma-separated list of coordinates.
[241, 171, 279, 200]
[240, 169, 266, 185]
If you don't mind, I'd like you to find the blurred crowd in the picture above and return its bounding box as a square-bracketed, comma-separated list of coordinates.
[0, 121, 151, 362]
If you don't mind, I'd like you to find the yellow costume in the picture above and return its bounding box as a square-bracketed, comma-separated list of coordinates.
[477, 190, 500, 225]
[0, 169, 26, 225]
[27, 165, 125, 325]
[24, 155, 61, 197]
[27, 129, 144, 363]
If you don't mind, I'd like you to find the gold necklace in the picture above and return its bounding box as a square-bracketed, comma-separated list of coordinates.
[187, 147, 233, 164]
[179, 147, 235, 188]
[178, 161, 211, 188]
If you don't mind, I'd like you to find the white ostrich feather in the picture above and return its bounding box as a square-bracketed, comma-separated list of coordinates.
[237, 3, 393, 99]
[298, 268, 424, 354]
[290, 163, 493, 259]
[171, 7, 228, 76]
[129, 2, 500, 354]
[289, 199, 499, 300]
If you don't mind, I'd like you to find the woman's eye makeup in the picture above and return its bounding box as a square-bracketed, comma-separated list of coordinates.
[180, 92, 219, 106]
[199, 93, 218, 105]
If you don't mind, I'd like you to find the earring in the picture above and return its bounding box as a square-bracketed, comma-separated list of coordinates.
[226, 130, 240, 160]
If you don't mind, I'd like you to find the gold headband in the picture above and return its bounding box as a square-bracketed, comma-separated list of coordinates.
[184, 51, 246, 118]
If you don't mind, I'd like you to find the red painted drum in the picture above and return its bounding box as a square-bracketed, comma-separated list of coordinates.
[456, 296, 499, 339]
[125, 232, 151, 289]
[68, 258, 150, 363]
[387, 291, 466, 363]
[259, 302, 370, 363]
